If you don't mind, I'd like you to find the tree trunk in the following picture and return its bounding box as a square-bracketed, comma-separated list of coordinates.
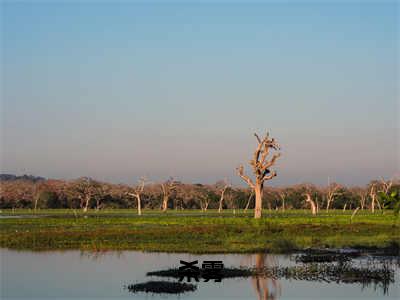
[306, 194, 317, 215]
[251, 253, 280, 300]
[83, 195, 90, 212]
[244, 192, 253, 212]
[244, 200, 250, 212]
[95, 199, 102, 211]
[326, 200, 331, 212]
[343, 203, 347, 211]
[34, 197, 38, 211]
[218, 188, 226, 213]
[162, 196, 168, 212]
[376, 198, 382, 211]
[137, 195, 142, 216]
[218, 197, 223, 213]
[254, 183, 263, 219]
[351, 207, 360, 223]
[371, 194, 375, 213]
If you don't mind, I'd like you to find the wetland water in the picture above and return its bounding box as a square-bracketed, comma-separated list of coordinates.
[1, 249, 399, 300]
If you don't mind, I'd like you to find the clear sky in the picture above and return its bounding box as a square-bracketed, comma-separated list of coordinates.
[1, 1, 398, 186]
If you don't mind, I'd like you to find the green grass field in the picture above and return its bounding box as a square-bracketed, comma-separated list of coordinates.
[0, 209, 399, 253]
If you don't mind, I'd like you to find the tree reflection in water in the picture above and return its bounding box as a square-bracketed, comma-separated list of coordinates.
[242, 253, 281, 300]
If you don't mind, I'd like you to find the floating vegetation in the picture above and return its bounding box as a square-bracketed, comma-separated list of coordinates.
[302, 247, 362, 257]
[264, 263, 394, 290]
[294, 253, 352, 263]
[295, 245, 399, 264]
[147, 262, 395, 293]
[124, 249, 398, 295]
[147, 267, 254, 279]
[125, 281, 196, 294]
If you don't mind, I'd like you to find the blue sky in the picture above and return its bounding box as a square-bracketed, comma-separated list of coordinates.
[1, 1, 398, 186]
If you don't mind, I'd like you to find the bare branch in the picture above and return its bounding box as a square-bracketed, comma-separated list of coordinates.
[236, 165, 255, 188]
[261, 153, 281, 173]
[254, 133, 262, 143]
[127, 192, 139, 199]
[380, 177, 393, 194]
[263, 171, 277, 181]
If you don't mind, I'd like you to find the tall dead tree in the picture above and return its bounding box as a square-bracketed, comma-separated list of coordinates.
[305, 193, 317, 215]
[278, 190, 287, 212]
[369, 184, 377, 213]
[325, 179, 341, 212]
[217, 179, 230, 213]
[161, 177, 177, 212]
[353, 187, 368, 210]
[236, 131, 281, 219]
[128, 177, 146, 216]
[33, 183, 40, 212]
[375, 177, 394, 211]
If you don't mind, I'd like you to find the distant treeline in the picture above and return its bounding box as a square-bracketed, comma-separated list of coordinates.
[0, 174, 398, 211]
[0, 174, 45, 182]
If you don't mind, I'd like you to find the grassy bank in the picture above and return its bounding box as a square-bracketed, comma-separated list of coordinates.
[0, 209, 398, 253]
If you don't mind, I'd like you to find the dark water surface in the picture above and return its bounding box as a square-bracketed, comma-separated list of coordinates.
[1, 249, 399, 300]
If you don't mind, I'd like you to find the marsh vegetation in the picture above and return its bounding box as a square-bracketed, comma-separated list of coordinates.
[1, 209, 398, 253]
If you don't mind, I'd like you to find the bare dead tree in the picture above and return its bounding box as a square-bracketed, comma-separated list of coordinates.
[127, 177, 146, 216]
[325, 179, 341, 212]
[236, 131, 281, 219]
[196, 186, 211, 212]
[278, 190, 287, 212]
[305, 193, 317, 215]
[200, 196, 210, 212]
[217, 179, 230, 213]
[369, 177, 393, 212]
[33, 183, 40, 212]
[369, 184, 377, 213]
[353, 187, 368, 210]
[161, 177, 177, 212]
[380, 177, 393, 194]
